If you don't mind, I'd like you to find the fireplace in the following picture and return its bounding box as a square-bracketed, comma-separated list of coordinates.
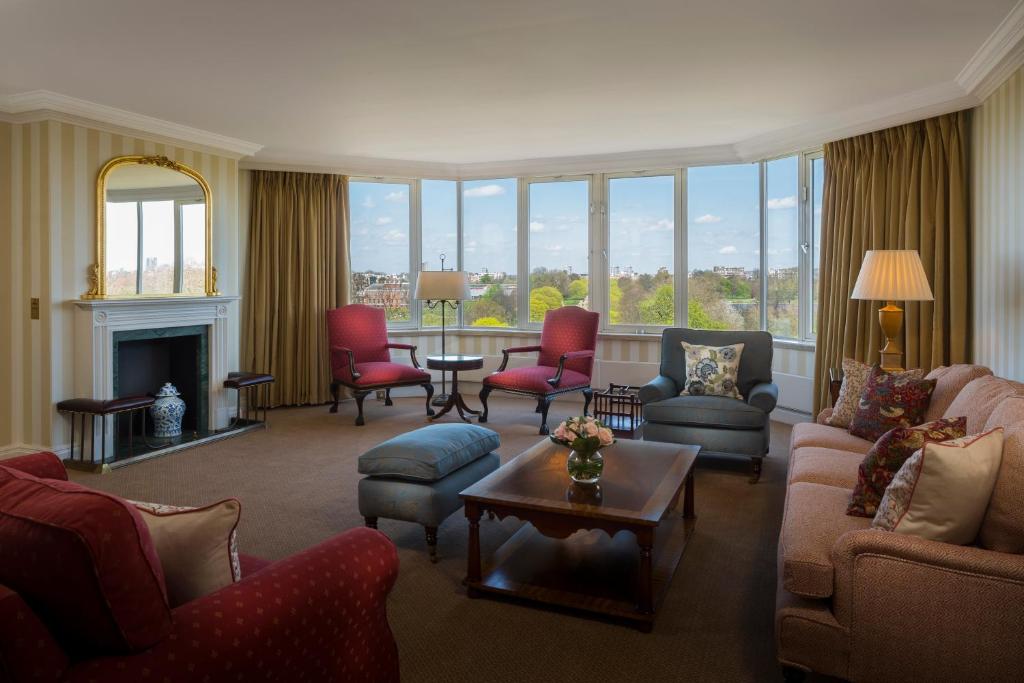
[113, 326, 209, 443]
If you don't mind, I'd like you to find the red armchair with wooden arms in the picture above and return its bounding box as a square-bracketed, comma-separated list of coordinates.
[0, 451, 400, 683]
[479, 306, 600, 434]
[328, 303, 435, 425]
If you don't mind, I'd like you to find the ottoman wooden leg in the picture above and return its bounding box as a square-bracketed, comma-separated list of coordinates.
[425, 526, 438, 563]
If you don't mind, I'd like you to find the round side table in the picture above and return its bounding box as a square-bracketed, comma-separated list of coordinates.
[426, 355, 484, 422]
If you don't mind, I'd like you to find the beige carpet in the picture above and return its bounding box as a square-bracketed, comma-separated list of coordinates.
[72, 394, 802, 683]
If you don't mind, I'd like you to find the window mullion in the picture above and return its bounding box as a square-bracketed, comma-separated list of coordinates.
[677, 168, 687, 329]
[759, 161, 768, 332]
[517, 178, 530, 329]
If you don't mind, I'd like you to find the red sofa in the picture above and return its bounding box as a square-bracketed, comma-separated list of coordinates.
[0, 452, 400, 683]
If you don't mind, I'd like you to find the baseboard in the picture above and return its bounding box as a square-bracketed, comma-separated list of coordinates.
[771, 407, 813, 425]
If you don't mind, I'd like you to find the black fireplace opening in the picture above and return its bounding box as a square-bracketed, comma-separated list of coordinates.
[112, 326, 209, 454]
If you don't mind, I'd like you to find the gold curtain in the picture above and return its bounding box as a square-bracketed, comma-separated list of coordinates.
[242, 171, 349, 406]
[813, 111, 971, 413]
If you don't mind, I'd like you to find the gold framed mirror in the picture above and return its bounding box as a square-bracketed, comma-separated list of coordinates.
[83, 155, 218, 299]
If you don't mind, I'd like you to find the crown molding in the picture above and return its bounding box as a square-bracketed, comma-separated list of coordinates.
[0, 90, 263, 158]
[958, 0, 1024, 101]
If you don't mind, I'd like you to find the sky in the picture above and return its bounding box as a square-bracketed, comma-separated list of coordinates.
[348, 157, 804, 277]
[106, 200, 206, 274]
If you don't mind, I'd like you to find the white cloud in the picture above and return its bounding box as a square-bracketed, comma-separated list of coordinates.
[384, 190, 406, 203]
[695, 213, 723, 224]
[645, 218, 673, 232]
[719, 245, 738, 255]
[529, 221, 545, 233]
[374, 216, 393, 226]
[767, 195, 797, 210]
[464, 184, 506, 198]
[361, 195, 376, 209]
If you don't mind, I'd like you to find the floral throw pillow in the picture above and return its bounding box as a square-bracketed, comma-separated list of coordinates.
[827, 359, 923, 429]
[848, 365, 937, 441]
[680, 342, 744, 399]
[847, 416, 966, 517]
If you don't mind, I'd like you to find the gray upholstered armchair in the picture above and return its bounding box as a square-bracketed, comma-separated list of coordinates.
[638, 328, 777, 483]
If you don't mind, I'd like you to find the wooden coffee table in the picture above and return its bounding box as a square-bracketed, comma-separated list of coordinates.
[459, 439, 699, 631]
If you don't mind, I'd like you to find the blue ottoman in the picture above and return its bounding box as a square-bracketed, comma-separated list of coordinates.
[357, 423, 500, 562]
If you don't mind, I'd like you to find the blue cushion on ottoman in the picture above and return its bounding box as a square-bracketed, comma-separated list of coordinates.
[358, 423, 500, 482]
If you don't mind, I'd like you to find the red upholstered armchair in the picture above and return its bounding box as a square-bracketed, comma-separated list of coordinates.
[0, 452, 400, 683]
[328, 303, 434, 425]
[480, 306, 600, 434]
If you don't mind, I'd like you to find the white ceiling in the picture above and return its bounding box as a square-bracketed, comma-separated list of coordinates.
[0, 0, 1020, 171]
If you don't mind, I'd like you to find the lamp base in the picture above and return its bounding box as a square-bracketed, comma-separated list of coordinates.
[878, 302, 904, 371]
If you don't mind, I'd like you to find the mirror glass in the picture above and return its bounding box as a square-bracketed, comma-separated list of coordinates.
[104, 163, 207, 296]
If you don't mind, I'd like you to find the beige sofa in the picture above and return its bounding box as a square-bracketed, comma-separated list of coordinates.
[776, 365, 1024, 682]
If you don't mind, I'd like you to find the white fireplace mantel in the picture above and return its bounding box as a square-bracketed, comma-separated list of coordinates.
[72, 296, 239, 431]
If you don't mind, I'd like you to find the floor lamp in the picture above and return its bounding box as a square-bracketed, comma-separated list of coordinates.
[851, 250, 934, 371]
[415, 269, 471, 406]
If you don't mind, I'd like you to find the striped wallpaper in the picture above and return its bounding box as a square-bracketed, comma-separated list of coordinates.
[0, 120, 240, 452]
[973, 65, 1024, 381]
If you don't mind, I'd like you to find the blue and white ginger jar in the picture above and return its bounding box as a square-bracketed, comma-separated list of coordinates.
[151, 383, 186, 439]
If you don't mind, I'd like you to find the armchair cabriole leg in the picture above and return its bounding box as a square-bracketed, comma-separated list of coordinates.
[354, 391, 368, 426]
[425, 526, 438, 563]
[750, 457, 763, 484]
[478, 386, 492, 423]
[422, 382, 435, 416]
[329, 381, 341, 414]
[538, 397, 552, 435]
[582, 387, 594, 416]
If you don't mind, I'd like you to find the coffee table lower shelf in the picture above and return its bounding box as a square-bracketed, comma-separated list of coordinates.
[466, 513, 695, 630]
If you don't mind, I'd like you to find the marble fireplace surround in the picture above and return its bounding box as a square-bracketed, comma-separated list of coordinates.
[72, 297, 239, 444]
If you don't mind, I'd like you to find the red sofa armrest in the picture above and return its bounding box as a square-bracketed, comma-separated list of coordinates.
[0, 451, 67, 481]
[0, 585, 69, 682]
[386, 342, 421, 368]
[496, 345, 542, 372]
[70, 528, 400, 683]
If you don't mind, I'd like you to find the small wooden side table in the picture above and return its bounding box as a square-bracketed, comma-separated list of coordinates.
[426, 355, 484, 422]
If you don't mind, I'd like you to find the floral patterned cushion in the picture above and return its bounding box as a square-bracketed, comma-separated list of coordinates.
[827, 359, 924, 428]
[680, 342, 744, 399]
[847, 416, 966, 517]
[848, 365, 937, 441]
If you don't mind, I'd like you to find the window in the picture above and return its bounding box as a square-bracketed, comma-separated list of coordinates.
[462, 178, 518, 327]
[348, 180, 412, 323]
[180, 202, 206, 294]
[420, 179, 458, 327]
[105, 202, 139, 296]
[810, 155, 824, 335]
[527, 179, 590, 323]
[765, 155, 801, 338]
[687, 163, 760, 330]
[607, 174, 676, 327]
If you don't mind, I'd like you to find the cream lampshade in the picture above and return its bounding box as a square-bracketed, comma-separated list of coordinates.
[413, 271, 471, 301]
[851, 250, 934, 370]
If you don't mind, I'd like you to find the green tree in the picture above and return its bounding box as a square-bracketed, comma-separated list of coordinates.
[465, 298, 509, 325]
[567, 278, 588, 302]
[471, 316, 510, 328]
[688, 299, 729, 330]
[529, 286, 564, 322]
[639, 284, 675, 325]
[529, 268, 571, 296]
[609, 278, 622, 324]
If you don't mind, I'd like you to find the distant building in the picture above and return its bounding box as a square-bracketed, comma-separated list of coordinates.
[713, 266, 748, 279]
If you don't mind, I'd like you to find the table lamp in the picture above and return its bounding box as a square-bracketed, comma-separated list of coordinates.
[414, 267, 471, 404]
[850, 249, 934, 371]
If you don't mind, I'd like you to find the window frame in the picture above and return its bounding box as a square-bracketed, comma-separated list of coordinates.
[346, 151, 822, 342]
[601, 169, 685, 335]
[347, 176, 419, 329]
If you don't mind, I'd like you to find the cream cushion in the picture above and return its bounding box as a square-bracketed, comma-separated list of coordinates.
[131, 499, 242, 607]
[872, 430, 1004, 545]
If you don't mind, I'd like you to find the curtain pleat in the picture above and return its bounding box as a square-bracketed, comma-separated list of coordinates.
[242, 171, 349, 406]
[813, 111, 971, 413]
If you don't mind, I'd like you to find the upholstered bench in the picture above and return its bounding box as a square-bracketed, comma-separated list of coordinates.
[357, 423, 500, 562]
